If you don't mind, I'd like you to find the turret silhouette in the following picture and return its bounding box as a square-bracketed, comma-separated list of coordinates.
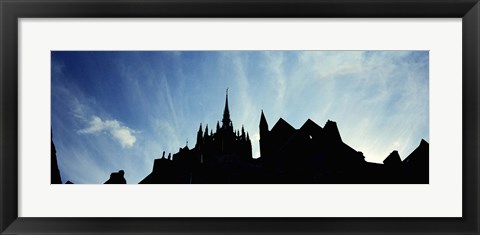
[259, 110, 270, 159]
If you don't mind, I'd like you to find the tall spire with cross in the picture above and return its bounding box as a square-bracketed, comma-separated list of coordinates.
[222, 88, 232, 129]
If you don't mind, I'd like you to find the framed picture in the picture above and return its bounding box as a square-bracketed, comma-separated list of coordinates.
[1, 0, 479, 234]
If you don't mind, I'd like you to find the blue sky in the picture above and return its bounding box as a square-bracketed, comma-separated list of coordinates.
[51, 51, 429, 184]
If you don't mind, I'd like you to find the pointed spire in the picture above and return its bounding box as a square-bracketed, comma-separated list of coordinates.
[225, 88, 229, 115]
[216, 121, 220, 132]
[196, 123, 203, 148]
[260, 109, 269, 133]
[204, 124, 209, 138]
[222, 88, 232, 129]
[241, 125, 246, 140]
[259, 110, 270, 159]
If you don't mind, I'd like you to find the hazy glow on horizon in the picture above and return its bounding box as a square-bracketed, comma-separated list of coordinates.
[51, 51, 429, 184]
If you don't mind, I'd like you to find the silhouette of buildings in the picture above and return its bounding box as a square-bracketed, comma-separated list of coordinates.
[51, 131, 62, 184]
[52, 89, 429, 184]
[138, 90, 429, 184]
[140, 89, 257, 184]
[104, 170, 127, 184]
[258, 112, 428, 183]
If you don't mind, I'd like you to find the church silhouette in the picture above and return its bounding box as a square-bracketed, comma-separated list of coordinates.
[52, 89, 429, 184]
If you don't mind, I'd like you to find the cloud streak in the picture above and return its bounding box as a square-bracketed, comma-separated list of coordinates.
[78, 116, 137, 148]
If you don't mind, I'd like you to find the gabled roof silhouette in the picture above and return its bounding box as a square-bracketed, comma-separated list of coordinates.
[403, 139, 429, 165]
[401, 139, 429, 183]
[269, 118, 297, 149]
[279, 119, 322, 155]
[300, 119, 323, 135]
[271, 118, 295, 134]
[383, 150, 402, 165]
[280, 119, 323, 149]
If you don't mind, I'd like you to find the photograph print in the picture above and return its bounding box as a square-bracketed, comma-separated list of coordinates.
[51, 51, 429, 184]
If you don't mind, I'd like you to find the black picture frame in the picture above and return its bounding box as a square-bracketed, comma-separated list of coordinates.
[1, 0, 479, 234]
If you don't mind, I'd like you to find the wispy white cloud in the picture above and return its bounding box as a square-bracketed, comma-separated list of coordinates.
[78, 116, 137, 148]
[264, 52, 287, 111]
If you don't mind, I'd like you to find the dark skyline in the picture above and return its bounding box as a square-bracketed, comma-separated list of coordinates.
[136, 91, 428, 184]
[51, 51, 429, 184]
[52, 90, 429, 184]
